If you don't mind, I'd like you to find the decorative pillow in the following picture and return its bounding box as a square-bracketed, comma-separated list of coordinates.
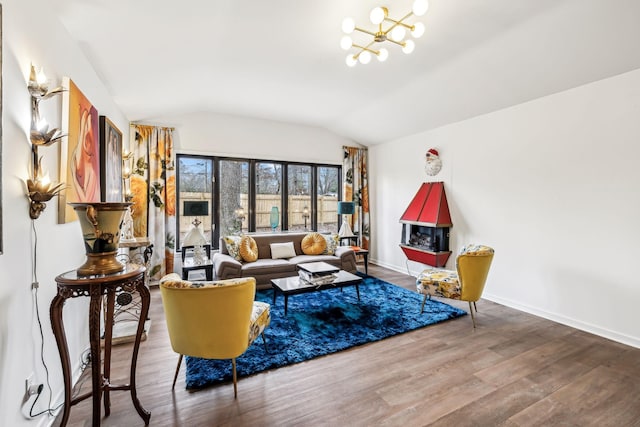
[239, 235, 259, 262]
[301, 232, 326, 255]
[222, 236, 242, 261]
[321, 233, 339, 255]
[270, 242, 296, 259]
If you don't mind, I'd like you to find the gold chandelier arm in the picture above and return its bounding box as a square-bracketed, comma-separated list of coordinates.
[354, 26, 378, 37]
[384, 13, 415, 31]
[352, 43, 381, 55]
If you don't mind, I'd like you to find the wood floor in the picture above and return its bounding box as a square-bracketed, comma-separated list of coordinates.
[56, 263, 640, 427]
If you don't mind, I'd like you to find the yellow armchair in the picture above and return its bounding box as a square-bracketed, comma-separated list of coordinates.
[159, 274, 270, 397]
[416, 244, 494, 328]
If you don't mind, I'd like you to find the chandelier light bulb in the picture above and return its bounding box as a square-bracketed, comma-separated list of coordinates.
[342, 17, 356, 34]
[377, 48, 389, 62]
[359, 51, 372, 64]
[370, 7, 385, 25]
[340, 36, 353, 50]
[391, 26, 406, 42]
[412, 22, 425, 38]
[412, 0, 429, 17]
[402, 40, 415, 54]
[346, 54, 358, 67]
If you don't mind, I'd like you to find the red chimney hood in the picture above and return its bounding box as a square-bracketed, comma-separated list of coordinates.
[400, 182, 452, 227]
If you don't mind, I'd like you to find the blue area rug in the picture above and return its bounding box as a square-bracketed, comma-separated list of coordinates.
[185, 274, 466, 389]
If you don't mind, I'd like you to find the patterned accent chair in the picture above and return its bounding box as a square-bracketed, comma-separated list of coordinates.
[159, 273, 271, 397]
[416, 244, 494, 328]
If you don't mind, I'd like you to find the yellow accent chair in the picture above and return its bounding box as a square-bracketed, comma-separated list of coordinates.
[159, 273, 271, 397]
[416, 244, 494, 328]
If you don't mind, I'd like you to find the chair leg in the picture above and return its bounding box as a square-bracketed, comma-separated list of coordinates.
[468, 301, 477, 329]
[473, 301, 478, 312]
[261, 332, 269, 353]
[420, 294, 428, 313]
[232, 358, 238, 399]
[172, 354, 183, 390]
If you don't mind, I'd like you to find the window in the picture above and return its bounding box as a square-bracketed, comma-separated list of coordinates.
[176, 155, 340, 250]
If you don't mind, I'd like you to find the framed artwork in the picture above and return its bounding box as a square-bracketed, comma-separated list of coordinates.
[58, 77, 101, 223]
[99, 116, 123, 202]
[0, 3, 3, 254]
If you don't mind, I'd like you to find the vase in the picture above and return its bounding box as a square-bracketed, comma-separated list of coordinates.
[70, 202, 132, 276]
[269, 206, 279, 232]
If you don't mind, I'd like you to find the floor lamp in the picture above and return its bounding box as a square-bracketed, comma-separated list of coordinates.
[337, 201, 355, 239]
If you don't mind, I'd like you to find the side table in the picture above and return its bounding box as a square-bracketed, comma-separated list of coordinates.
[354, 249, 369, 275]
[51, 264, 150, 427]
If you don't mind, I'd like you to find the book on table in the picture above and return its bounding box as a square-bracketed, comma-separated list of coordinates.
[297, 262, 339, 286]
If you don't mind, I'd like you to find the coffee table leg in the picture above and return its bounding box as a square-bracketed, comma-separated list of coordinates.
[284, 295, 289, 316]
[356, 284, 360, 301]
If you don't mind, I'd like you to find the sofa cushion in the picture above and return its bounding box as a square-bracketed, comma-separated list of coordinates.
[241, 258, 296, 275]
[322, 234, 340, 255]
[239, 235, 259, 262]
[270, 242, 296, 259]
[301, 232, 326, 255]
[289, 254, 342, 267]
[222, 236, 243, 261]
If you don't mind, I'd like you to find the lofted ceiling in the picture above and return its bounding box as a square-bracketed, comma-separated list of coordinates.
[49, 0, 640, 145]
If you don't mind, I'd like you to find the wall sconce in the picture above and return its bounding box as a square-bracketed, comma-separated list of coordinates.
[302, 206, 310, 230]
[26, 64, 66, 219]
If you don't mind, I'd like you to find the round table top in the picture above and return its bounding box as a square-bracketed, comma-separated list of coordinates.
[56, 264, 145, 285]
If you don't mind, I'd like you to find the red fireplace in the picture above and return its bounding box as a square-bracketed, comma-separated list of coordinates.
[399, 182, 452, 267]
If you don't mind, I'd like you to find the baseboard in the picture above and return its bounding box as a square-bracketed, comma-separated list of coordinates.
[373, 258, 640, 350]
[483, 292, 640, 349]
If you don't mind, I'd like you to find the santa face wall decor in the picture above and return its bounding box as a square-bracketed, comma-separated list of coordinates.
[425, 148, 442, 176]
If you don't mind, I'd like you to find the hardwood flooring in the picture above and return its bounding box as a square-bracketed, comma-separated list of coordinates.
[55, 263, 640, 426]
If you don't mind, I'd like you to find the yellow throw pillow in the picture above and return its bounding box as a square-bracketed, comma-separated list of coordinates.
[239, 235, 259, 262]
[301, 232, 326, 255]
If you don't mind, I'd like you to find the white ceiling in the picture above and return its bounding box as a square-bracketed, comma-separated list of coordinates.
[50, 0, 640, 145]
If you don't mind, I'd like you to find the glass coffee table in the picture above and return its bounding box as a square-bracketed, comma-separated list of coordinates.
[271, 264, 363, 315]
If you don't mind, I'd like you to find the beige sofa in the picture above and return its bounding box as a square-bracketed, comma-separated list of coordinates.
[213, 232, 357, 289]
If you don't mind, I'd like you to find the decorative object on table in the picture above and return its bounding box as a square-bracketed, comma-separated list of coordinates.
[399, 181, 452, 267]
[159, 274, 271, 397]
[25, 64, 66, 220]
[120, 206, 135, 242]
[182, 200, 209, 246]
[99, 116, 123, 202]
[416, 244, 494, 328]
[340, 0, 429, 67]
[184, 274, 465, 389]
[193, 245, 206, 265]
[70, 202, 131, 275]
[59, 77, 101, 224]
[425, 148, 442, 176]
[337, 201, 355, 238]
[269, 206, 279, 232]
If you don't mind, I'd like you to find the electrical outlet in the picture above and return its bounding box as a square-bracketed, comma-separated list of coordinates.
[25, 373, 41, 397]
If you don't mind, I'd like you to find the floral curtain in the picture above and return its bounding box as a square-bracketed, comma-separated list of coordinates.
[130, 124, 176, 281]
[343, 146, 370, 249]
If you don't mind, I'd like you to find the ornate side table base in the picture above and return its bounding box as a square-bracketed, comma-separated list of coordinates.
[51, 265, 151, 426]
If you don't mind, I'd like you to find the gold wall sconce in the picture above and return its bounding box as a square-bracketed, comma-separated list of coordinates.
[26, 64, 66, 219]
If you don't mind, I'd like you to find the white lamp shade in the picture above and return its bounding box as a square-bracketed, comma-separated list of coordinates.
[370, 7, 385, 24]
[342, 17, 355, 34]
[412, 22, 425, 38]
[402, 39, 415, 54]
[412, 0, 429, 16]
[346, 54, 358, 67]
[391, 26, 406, 42]
[340, 36, 353, 50]
[359, 51, 372, 64]
[377, 48, 389, 62]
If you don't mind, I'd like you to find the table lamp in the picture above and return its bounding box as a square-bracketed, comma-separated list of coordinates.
[337, 201, 355, 238]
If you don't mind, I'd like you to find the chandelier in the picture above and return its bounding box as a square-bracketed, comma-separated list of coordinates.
[341, 0, 429, 67]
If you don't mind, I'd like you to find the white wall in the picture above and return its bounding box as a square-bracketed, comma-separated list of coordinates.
[370, 68, 640, 348]
[0, 1, 129, 425]
[145, 111, 355, 165]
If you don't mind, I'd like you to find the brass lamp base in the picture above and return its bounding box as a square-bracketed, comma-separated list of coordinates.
[77, 252, 124, 276]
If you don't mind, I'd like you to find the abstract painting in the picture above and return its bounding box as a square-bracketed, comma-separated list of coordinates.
[59, 77, 100, 223]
